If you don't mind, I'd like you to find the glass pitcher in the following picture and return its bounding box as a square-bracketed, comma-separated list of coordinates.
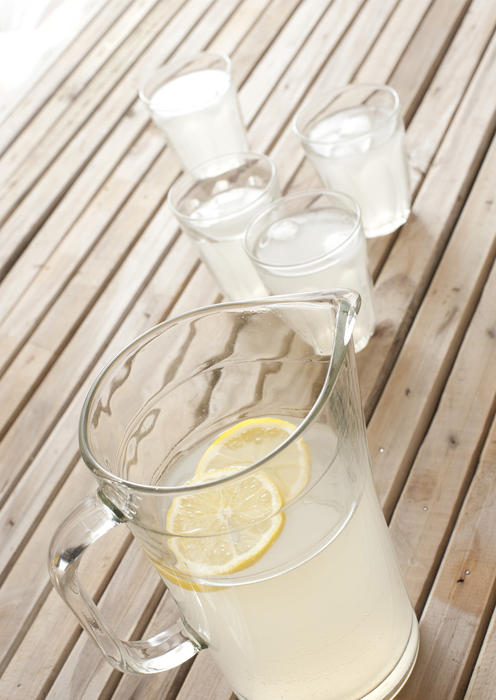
[48, 292, 418, 700]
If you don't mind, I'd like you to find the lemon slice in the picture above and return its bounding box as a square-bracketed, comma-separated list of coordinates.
[166, 467, 283, 578]
[196, 418, 310, 503]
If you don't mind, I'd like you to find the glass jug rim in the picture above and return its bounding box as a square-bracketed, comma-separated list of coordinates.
[79, 291, 359, 495]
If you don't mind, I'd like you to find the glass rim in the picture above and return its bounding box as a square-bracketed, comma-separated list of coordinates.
[245, 189, 363, 272]
[138, 50, 232, 114]
[293, 83, 400, 148]
[167, 151, 278, 227]
[79, 291, 359, 495]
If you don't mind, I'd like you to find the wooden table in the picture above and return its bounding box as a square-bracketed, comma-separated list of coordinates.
[1, 0, 495, 697]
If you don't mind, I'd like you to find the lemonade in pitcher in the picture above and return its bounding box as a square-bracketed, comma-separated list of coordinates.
[148, 418, 418, 700]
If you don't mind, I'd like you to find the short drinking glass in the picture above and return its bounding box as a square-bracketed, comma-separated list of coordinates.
[245, 190, 375, 352]
[168, 152, 279, 300]
[294, 84, 410, 237]
[139, 51, 248, 171]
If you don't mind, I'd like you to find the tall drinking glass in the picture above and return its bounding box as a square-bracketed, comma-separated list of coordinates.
[49, 292, 418, 699]
[245, 190, 375, 352]
[294, 84, 410, 237]
[139, 51, 248, 171]
[168, 152, 279, 300]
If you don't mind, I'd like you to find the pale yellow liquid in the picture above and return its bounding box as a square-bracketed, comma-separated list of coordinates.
[185, 186, 271, 300]
[157, 424, 417, 699]
[149, 69, 248, 170]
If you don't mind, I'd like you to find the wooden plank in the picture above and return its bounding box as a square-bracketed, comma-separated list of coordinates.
[0, 0, 354, 363]
[31, 5, 492, 688]
[0, 118, 162, 328]
[0, 0, 208, 317]
[0, 0, 352, 502]
[0, 0, 300, 503]
[392, 0, 471, 126]
[0, 0, 319, 371]
[250, 0, 399, 160]
[0, 0, 161, 183]
[0, 0, 276, 346]
[0, 123, 165, 380]
[0, 0, 312, 544]
[404, 0, 496, 195]
[0, 461, 126, 675]
[0, 0, 216, 277]
[0, 0, 189, 222]
[111, 593, 194, 699]
[466, 605, 496, 699]
[0, 0, 296, 337]
[0, 264, 219, 686]
[247, 0, 366, 153]
[0, 0, 338, 343]
[0, 164, 180, 480]
[238, 0, 336, 126]
[211, 0, 269, 53]
[0, 221, 193, 504]
[218, 0, 302, 89]
[367, 132, 496, 520]
[0, 0, 132, 141]
[0, 0, 484, 608]
[388, 251, 496, 610]
[45, 543, 164, 699]
[1, 2, 494, 697]
[398, 412, 496, 698]
[356, 30, 496, 419]
[270, 0, 472, 191]
[366, 0, 496, 275]
[355, 0, 434, 84]
[175, 653, 233, 700]
[288, 0, 495, 228]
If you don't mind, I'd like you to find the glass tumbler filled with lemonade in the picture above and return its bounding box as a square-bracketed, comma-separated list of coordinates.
[139, 51, 248, 171]
[294, 84, 410, 237]
[49, 292, 418, 699]
[245, 190, 375, 352]
[168, 152, 279, 300]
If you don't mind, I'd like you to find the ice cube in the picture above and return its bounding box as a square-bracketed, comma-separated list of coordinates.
[309, 110, 372, 157]
[339, 111, 372, 138]
[267, 218, 300, 241]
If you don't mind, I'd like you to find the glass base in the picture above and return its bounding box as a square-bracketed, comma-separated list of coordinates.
[234, 610, 419, 700]
[361, 609, 419, 699]
[364, 209, 411, 238]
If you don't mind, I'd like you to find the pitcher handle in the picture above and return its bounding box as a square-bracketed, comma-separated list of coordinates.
[48, 494, 202, 674]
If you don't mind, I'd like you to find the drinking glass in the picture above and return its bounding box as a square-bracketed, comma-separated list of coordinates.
[139, 51, 248, 171]
[168, 152, 279, 300]
[293, 84, 410, 237]
[245, 190, 375, 352]
[49, 291, 418, 699]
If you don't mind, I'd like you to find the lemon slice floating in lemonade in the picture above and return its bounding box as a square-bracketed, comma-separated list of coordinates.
[165, 418, 310, 579]
[195, 417, 310, 504]
[166, 467, 284, 578]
